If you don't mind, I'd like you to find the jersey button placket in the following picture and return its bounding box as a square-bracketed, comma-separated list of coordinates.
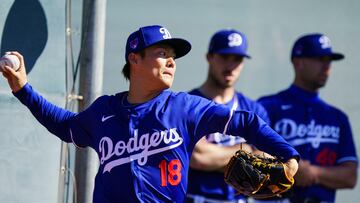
[305, 104, 314, 154]
[127, 109, 131, 119]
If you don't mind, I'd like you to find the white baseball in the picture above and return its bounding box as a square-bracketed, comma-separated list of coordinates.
[0, 54, 21, 72]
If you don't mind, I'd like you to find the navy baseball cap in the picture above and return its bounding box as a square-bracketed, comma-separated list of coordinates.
[125, 25, 191, 62]
[208, 29, 250, 58]
[291, 33, 344, 60]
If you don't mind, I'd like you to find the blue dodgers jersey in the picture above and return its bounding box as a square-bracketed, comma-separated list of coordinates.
[187, 89, 269, 200]
[258, 85, 358, 202]
[14, 83, 299, 203]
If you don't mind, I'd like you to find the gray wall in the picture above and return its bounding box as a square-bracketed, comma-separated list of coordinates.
[1, 0, 359, 202]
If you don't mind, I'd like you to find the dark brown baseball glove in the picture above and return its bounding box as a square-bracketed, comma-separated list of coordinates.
[224, 149, 294, 199]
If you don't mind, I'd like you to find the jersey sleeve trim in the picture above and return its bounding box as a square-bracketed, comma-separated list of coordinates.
[337, 156, 358, 164]
[223, 95, 239, 134]
[223, 110, 234, 135]
[70, 128, 86, 148]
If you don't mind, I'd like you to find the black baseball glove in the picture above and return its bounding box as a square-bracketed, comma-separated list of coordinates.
[224, 149, 294, 199]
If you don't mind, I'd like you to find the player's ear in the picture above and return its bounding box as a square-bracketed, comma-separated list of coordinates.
[292, 58, 302, 69]
[128, 53, 138, 65]
[206, 53, 212, 62]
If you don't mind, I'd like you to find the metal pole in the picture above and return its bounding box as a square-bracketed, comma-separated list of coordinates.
[57, 142, 68, 203]
[75, 0, 106, 202]
[57, 1, 75, 202]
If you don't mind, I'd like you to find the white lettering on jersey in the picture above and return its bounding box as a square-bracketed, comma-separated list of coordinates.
[99, 128, 183, 173]
[274, 119, 339, 148]
[228, 33, 243, 47]
[159, 27, 172, 39]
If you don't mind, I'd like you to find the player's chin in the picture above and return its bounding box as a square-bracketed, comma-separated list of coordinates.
[223, 80, 235, 88]
[160, 78, 173, 88]
[316, 79, 328, 87]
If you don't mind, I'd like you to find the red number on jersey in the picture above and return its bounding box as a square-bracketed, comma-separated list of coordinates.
[316, 148, 337, 166]
[158, 159, 182, 186]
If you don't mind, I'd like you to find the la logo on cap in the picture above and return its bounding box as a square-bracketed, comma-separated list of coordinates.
[228, 33, 243, 47]
[319, 35, 331, 49]
[159, 27, 172, 39]
[291, 33, 344, 61]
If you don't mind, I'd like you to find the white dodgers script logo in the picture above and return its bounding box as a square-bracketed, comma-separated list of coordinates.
[274, 119, 339, 148]
[228, 33, 243, 47]
[99, 128, 183, 173]
[159, 27, 172, 39]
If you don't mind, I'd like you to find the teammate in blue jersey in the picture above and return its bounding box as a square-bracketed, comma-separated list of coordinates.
[1, 25, 299, 203]
[186, 29, 270, 203]
[258, 33, 358, 203]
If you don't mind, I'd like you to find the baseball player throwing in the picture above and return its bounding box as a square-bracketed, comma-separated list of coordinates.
[2, 25, 299, 203]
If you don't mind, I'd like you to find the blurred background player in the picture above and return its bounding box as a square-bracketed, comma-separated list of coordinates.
[186, 29, 270, 203]
[257, 33, 358, 203]
[1, 25, 299, 203]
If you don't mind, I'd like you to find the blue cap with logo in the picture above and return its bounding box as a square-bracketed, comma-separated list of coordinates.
[208, 29, 250, 58]
[291, 33, 344, 60]
[125, 25, 191, 62]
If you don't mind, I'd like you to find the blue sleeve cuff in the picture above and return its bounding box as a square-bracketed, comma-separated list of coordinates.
[13, 82, 32, 102]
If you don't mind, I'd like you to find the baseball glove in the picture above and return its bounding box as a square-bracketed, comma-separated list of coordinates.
[224, 149, 294, 199]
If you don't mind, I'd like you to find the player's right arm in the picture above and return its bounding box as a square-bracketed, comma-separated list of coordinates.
[190, 137, 246, 171]
[1, 52, 27, 92]
[190, 137, 267, 172]
[2, 52, 77, 143]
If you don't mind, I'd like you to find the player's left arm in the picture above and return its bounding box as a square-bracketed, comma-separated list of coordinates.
[194, 105, 299, 178]
[228, 110, 299, 179]
[311, 113, 359, 189]
[296, 113, 358, 189]
[297, 161, 357, 189]
[228, 110, 299, 159]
